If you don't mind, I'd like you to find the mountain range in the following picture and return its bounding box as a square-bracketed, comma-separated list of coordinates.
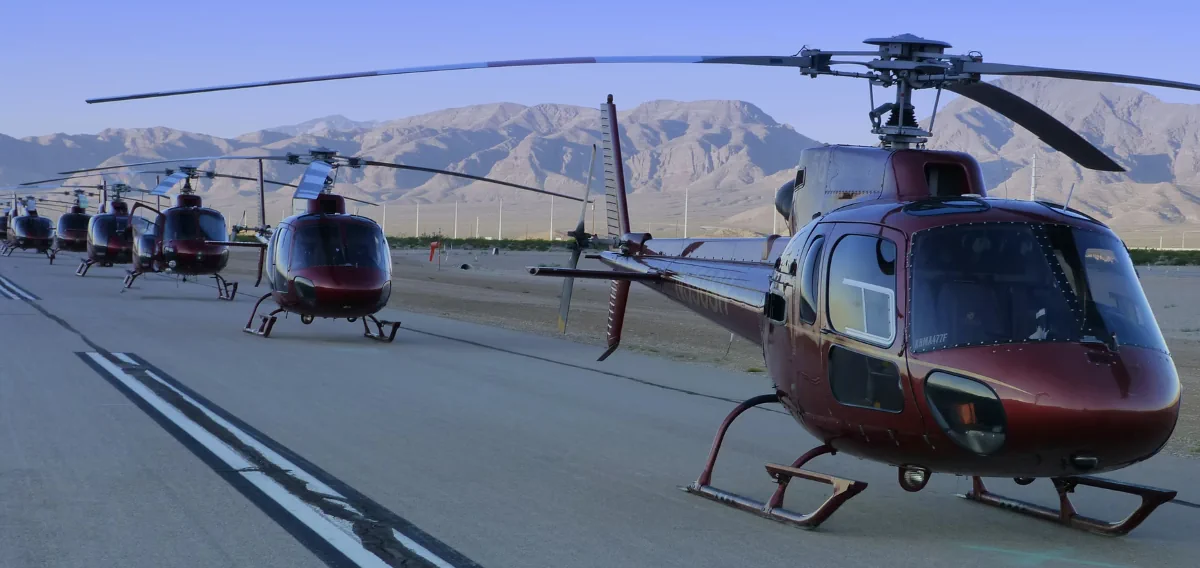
[3, 77, 1199, 243]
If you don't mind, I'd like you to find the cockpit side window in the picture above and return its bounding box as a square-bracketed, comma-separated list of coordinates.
[827, 234, 898, 347]
[798, 235, 825, 324]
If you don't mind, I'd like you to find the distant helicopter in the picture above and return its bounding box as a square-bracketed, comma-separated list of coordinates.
[87, 34, 1200, 536]
[0, 193, 56, 261]
[67, 148, 587, 340]
[50, 165, 296, 298]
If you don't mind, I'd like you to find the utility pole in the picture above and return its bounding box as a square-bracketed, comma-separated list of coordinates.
[382, 203, 387, 236]
[453, 199, 458, 239]
[683, 186, 689, 238]
[1030, 153, 1037, 201]
[475, 216, 480, 238]
[771, 185, 777, 235]
[549, 196, 554, 240]
[415, 202, 420, 237]
[498, 197, 503, 240]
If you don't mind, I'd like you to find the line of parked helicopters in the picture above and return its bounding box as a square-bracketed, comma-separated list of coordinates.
[3, 149, 585, 341]
[8, 32, 1196, 540]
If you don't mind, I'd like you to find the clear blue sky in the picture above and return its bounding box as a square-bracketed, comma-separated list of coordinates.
[2, 0, 1197, 145]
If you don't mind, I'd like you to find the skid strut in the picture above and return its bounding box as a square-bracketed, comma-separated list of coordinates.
[362, 314, 401, 342]
[77, 258, 94, 276]
[47, 249, 56, 264]
[123, 269, 142, 289]
[243, 293, 280, 337]
[962, 475, 1176, 536]
[213, 273, 238, 301]
[684, 393, 868, 529]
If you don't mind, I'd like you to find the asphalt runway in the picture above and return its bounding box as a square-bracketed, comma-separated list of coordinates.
[1, 250, 1198, 568]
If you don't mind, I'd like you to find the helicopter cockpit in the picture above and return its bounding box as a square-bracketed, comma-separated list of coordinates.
[88, 214, 132, 249]
[163, 209, 226, 242]
[290, 221, 391, 272]
[908, 222, 1167, 354]
[12, 215, 53, 239]
[57, 213, 90, 234]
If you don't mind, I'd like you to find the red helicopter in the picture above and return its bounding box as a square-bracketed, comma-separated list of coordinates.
[50, 164, 297, 299]
[0, 192, 59, 261]
[85, 34, 1197, 536]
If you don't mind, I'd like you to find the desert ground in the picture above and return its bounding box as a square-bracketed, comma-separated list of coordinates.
[223, 247, 1200, 457]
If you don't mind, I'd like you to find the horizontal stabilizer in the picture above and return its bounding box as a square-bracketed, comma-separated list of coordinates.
[527, 266, 661, 281]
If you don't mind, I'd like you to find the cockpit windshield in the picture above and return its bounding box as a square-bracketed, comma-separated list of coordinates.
[164, 209, 226, 242]
[909, 222, 1166, 354]
[90, 215, 132, 247]
[290, 221, 389, 271]
[14, 216, 52, 238]
[58, 213, 90, 233]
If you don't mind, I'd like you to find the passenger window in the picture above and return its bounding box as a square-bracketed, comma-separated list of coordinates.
[766, 292, 787, 323]
[798, 235, 824, 324]
[828, 345, 904, 412]
[827, 234, 898, 347]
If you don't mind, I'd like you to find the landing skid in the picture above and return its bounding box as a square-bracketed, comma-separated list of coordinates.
[683, 393, 868, 529]
[47, 249, 56, 264]
[362, 314, 401, 342]
[123, 269, 142, 289]
[2, 245, 13, 257]
[213, 273, 238, 301]
[244, 293, 283, 338]
[962, 475, 1176, 536]
[76, 258, 94, 276]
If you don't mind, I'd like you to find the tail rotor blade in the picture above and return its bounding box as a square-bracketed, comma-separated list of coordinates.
[557, 247, 583, 334]
[558, 143, 597, 334]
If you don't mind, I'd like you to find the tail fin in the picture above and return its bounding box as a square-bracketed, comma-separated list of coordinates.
[598, 280, 630, 361]
[600, 94, 631, 238]
[597, 94, 632, 361]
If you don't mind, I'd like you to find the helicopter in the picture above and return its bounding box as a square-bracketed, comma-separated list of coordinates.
[84, 34, 1197, 536]
[60, 148, 588, 341]
[0, 193, 57, 261]
[50, 164, 298, 299]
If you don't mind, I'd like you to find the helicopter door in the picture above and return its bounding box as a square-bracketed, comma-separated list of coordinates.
[271, 227, 291, 294]
[818, 224, 927, 451]
[765, 220, 822, 421]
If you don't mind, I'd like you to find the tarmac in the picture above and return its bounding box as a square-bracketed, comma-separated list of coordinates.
[1, 250, 1198, 568]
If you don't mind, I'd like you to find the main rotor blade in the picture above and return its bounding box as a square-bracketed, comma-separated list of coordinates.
[85, 55, 813, 103]
[58, 155, 285, 175]
[944, 81, 1123, 172]
[21, 172, 128, 185]
[152, 171, 190, 196]
[963, 61, 1200, 92]
[363, 160, 584, 202]
[294, 160, 333, 200]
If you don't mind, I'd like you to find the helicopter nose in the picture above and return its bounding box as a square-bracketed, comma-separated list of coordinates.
[993, 344, 1180, 474]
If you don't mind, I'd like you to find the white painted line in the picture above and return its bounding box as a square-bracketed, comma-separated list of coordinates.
[0, 277, 36, 301]
[86, 353, 393, 568]
[0, 283, 14, 300]
[113, 353, 138, 365]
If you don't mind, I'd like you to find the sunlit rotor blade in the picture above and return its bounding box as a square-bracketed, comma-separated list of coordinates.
[340, 195, 379, 207]
[362, 160, 584, 201]
[151, 171, 190, 196]
[85, 55, 814, 103]
[57, 155, 284, 175]
[962, 61, 1200, 92]
[294, 160, 333, 200]
[944, 81, 1123, 172]
[21, 172, 129, 185]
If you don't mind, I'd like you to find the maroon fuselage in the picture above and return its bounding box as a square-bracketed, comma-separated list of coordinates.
[86, 213, 134, 265]
[6, 215, 54, 253]
[266, 213, 392, 319]
[133, 203, 231, 276]
[55, 212, 91, 253]
[601, 148, 1180, 479]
